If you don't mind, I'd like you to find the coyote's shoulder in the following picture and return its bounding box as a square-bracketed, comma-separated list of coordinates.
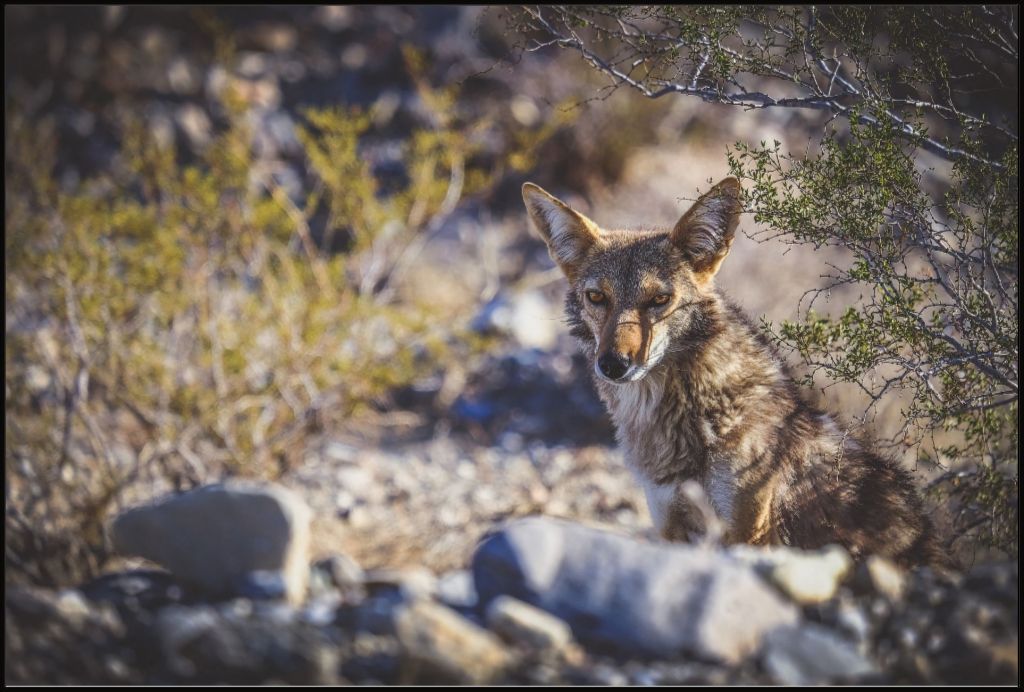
[523, 177, 947, 569]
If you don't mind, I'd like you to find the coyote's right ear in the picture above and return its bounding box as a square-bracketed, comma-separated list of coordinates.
[522, 183, 602, 280]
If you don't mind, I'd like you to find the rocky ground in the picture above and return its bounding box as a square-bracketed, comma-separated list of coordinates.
[6, 475, 1019, 685]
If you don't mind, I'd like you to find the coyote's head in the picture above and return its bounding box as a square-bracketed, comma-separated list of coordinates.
[522, 178, 741, 384]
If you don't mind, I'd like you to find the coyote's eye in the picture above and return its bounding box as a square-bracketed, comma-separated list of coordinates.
[585, 290, 606, 305]
[650, 294, 672, 307]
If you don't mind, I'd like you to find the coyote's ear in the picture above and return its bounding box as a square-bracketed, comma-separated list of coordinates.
[670, 177, 741, 284]
[522, 183, 602, 280]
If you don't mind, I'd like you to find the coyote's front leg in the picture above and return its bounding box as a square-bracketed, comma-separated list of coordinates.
[655, 485, 711, 542]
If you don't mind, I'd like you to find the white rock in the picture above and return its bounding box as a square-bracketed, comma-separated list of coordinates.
[730, 543, 853, 605]
[111, 482, 312, 605]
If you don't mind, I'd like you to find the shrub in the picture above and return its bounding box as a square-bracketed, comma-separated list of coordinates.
[4, 45, 566, 585]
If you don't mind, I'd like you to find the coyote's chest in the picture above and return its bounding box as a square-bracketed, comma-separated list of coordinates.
[598, 373, 734, 526]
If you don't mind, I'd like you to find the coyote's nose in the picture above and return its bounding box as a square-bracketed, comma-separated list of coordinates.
[598, 351, 631, 380]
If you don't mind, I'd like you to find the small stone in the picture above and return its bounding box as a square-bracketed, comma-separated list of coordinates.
[835, 600, 872, 653]
[315, 553, 365, 591]
[437, 569, 477, 609]
[323, 441, 358, 464]
[337, 466, 376, 499]
[78, 568, 185, 611]
[763, 623, 878, 685]
[589, 663, 629, 686]
[731, 543, 852, 605]
[341, 43, 367, 69]
[176, 104, 211, 149]
[510, 95, 541, 127]
[334, 489, 357, 514]
[364, 567, 437, 602]
[393, 600, 510, 684]
[54, 589, 92, 622]
[865, 555, 906, 601]
[315, 5, 352, 31]
[485, 595, 573, 651]
[246, 23, 297, 53]
[439, 503, 471, 527]
[25, 365, 51, 395]
[302, 594, 342, 626]
[167, 57, 200, 95]
[221, 598, 254, 620]
[237, 51, 270, 78]
[347, 505, 373, 528]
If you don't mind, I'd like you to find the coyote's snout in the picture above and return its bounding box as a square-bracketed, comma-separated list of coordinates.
[523, 177, 949, 569]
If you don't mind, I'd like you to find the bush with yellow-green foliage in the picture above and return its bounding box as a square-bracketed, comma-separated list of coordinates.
[4, 49, 570, 586]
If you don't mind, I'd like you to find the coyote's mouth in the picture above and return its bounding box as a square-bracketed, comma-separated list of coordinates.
[594, 361, 651, 384]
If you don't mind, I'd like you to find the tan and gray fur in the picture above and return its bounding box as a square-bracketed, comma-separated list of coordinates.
[522, 177, 947, 569]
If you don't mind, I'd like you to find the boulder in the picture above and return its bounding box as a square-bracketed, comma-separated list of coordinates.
[472, 517, 798, 663]
[111, 482, 312, 605]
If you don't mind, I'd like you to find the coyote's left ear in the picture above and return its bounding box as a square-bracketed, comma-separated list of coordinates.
[670, 177, 742, 284]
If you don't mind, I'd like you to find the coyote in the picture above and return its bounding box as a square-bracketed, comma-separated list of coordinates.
[523, 177, 946, 568]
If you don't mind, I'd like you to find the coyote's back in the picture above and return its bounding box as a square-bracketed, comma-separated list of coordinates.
[522, 177, 948, 569]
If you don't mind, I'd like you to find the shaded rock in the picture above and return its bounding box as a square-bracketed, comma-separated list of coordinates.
[6, 586, 131, 684]
[873, 561, 1019, 684]
[79, 568, 187, 613]
[155, 604, 338, 684]
[111, 482, 312, 604]
[472, 517, 798, 663]
[485, 595, 573, 651]
[392, 600, 510, 684]
[341, 632, 401, 684]
[763, 623, 878, 685]
[350, 595, 403, 636]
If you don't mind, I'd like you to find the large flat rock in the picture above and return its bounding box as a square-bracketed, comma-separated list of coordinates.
[473, 517, 798, 663]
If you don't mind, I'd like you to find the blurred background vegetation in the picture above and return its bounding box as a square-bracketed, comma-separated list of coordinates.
[5, 6, 1017, 587]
